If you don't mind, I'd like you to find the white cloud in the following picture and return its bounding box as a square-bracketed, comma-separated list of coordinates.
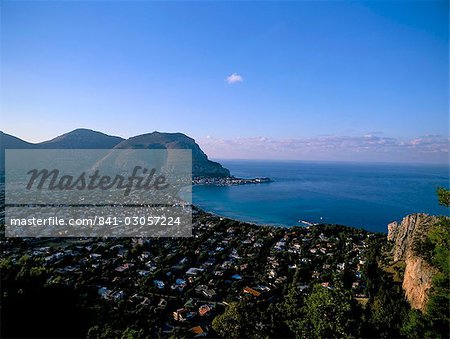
[226, 73, 243, 84]
[198, 134, 449, 163]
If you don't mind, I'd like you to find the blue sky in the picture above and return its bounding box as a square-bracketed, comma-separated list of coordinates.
[1, 1, 448, 162]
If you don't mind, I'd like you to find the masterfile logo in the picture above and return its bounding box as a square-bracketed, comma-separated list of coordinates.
[26, 166, 170, 196]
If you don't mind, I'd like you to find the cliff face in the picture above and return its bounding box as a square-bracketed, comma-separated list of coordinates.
[388, 214, 438, 311]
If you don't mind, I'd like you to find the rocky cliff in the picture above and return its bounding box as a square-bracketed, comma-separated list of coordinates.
[387, 214, 438, 311]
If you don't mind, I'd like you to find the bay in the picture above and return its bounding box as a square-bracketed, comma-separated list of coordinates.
[192, 160, 449, 233]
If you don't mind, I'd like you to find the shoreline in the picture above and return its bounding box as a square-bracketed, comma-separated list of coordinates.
[192, 205, 382, 234]
[192, 205, 283, 228]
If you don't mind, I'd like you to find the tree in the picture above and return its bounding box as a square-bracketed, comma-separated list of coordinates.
[283, 269, 304, 334]
[370, 286, 408, 337]
[423, 213, 449, 337]
[87, 325, 119, 338]
[401, 309, 427, 339]
[212, 302, 244, 338]
[121, 327, 144, 339]
[289, 284, 360, 338]
[437, 187, 450, 207]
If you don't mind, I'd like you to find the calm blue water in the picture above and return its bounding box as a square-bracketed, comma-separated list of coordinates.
[193, 160, 449, 233]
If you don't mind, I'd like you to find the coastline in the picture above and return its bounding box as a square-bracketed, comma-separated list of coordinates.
[192, 205, 276, 228]
[192, 204, 382, 234]
[190, 159, 450, 233]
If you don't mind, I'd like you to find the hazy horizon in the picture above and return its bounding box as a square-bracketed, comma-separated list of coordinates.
[2, 127, 448, 165]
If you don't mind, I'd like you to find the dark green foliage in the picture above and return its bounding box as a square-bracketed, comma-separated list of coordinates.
[87, 325, 119, 339]
[1, 256, 92, 338]
[212, 302, 244, 338]
[437, 187, 450, 207]
[369, 285, 408, 337]
[359, 235, 410, 338]
[1, 200, 448, 339]
[120, 327, 145, 339]
[401, 309, 429, 339]
[288, 284, 361, 339]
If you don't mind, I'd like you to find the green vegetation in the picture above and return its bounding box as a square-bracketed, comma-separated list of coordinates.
[212, 302, 243, 338]
[437, 186, 450, 207]
[290, 283, 360, 338]
[1, 190, 449, 338]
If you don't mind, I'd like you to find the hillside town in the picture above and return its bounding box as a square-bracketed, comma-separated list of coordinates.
[193, 176, 273, 186]
[1, 206, 376, 337]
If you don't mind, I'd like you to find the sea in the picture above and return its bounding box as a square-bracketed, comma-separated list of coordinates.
[192, 160, 449, 233]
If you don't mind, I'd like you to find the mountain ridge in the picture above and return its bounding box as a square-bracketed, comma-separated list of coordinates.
[38, 128, 125, 149]
[0, 129, 230, 177]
